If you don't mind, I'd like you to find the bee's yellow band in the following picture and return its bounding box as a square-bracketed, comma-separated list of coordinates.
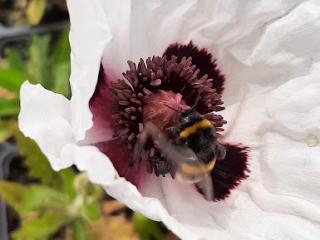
[179, 119, 212, 139]
[180, 159, 216, 176]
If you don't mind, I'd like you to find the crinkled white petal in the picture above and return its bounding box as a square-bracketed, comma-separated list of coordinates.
[19, 82, 74, 170]
[67, 0, 112, 141]
[19, 0, 320, 239]
[221, 86, 320, 240]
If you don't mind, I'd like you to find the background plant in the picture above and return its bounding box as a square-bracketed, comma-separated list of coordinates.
[0, 0, 67, 26]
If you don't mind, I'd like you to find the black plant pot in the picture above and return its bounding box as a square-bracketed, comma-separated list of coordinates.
[0, 21, 68, 57]
[0, 142, 19, 240]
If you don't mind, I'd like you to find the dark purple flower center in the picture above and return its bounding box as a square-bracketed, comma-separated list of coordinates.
[90, 42, 249, 200]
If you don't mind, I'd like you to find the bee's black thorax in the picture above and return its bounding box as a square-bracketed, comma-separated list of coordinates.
[173, 108, 218, 165]
[177, 108, 204, 130]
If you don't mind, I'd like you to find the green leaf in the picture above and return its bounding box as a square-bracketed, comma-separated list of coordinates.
[28, 35, 50, 86]
[0, 120, 12, 141]
[0, 181, 28, 215]
[5, 49, 27, 74]
[74, 173, 102, 199]
[0, 69, 26, 93]
[13, 126, 61, 185]
[82, 197, 101, 221]
[0, 181, 70, 216]
[11, 210, 68, 240]
[52, 62, 70, 96]
[19, 185, 70, 215]
[26, 0, 47, 25]
[51, 28, 71, 65]
[50, 29, 71, 97]
[133, 213, 164, 240]
[0, 98, 20, 117]
[72, 218, 90, 240]
[58, 168, 76, 198]
[11, 124, 77, 192]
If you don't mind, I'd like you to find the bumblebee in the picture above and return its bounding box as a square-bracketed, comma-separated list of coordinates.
[133, 107, 226, 200]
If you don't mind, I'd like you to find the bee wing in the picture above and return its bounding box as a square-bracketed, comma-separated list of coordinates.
[155, 129, 215, 200]
[216, 142, 226, 160]
[135, 122, 214, 200]
[142, 123, 213, 182]
[195, 173, 214, 201]
[162, 140, 215, 200]
[143, 122, 199, 165]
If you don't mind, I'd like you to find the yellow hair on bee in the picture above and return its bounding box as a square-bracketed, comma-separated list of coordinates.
[180, 159, 216, 176]
[179, 119, 212, 139]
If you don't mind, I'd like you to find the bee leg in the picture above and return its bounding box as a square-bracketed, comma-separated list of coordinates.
[165, 126, 179, 136]
[216, 143, 226, 160]
[132, 122, 167, 172]
[132, 130, 149, 166]
[152, 158, 172, 177]
[138, 122, 198, 179]
[127, 125, 153, 176]
[195, 174, 214, 201]
[140, 123, 179, 176]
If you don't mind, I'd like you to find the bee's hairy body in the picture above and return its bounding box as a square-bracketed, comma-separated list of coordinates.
[172, 109, 220, 177]
[133, 107, 225, 183]
[132, 107, 225, 200]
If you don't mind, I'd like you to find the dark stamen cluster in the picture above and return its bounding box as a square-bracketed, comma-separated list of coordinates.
[110, 55, 227, 175]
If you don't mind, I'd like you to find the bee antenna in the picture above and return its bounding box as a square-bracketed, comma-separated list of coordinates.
[164, 104, 181, 113]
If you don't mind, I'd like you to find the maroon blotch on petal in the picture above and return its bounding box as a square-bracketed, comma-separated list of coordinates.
[199, 144, 249, 201]
[89, 66, 114, 140]
[163, 42, 225, 94]
[88, 42, 249, 202]
[96, 140, 145, 187]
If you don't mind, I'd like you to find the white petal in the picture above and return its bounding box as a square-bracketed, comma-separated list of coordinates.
[104, 177, 228, 240]
[67, 0, 112, 141]
[267, 63, 320, 136]
[62, 143, 118, 184]
[19, 82, 73, 170]
[101, 0, 320, 107]
[221, 78, 320, 239]
[67, 0, 320, 142]
[18, 82, 120, 183]
[220, 1, 320, 105]
[21, 1, 320, 239]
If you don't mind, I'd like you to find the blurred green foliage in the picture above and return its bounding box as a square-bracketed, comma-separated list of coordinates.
[133, 213, 165, 240]
[0, 30, 71, 117]
[0, 0, 67, 26]
[0, 124, 103, 240]
[26, 0, 48, 25]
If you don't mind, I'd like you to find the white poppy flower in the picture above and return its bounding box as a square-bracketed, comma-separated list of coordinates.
[19, 0, 320, 239]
